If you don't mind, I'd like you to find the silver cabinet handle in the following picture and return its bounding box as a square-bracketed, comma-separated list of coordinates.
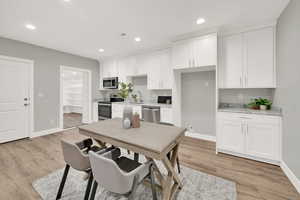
[239, 117, 251, 119]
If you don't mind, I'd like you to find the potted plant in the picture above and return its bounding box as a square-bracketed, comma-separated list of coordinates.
[248, 98, 272, 110]
[117, 82, 133, 102]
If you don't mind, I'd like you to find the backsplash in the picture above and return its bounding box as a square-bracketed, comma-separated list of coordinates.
[219, 88, 275, 105]
[99, 76, 172, 103]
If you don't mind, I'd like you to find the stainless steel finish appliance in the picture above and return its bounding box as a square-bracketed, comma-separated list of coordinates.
[103, 77, 118, 89]
[142, 105, 160, 122]
[98, 97, 124, 120]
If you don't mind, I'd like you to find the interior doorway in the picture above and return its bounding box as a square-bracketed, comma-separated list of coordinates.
[59, 66, 92, 129]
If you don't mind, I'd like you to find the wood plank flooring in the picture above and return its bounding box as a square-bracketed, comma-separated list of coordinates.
[63, 113, 83, 129]
[0, 129, 299, 200]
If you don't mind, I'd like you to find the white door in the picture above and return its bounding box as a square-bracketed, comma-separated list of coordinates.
[218, 117, 244, 153]
[0, 58, 31, 143]
[244, 27, 275, 88]
[245, 120, 280, 160]
[220, 34, 243, 88]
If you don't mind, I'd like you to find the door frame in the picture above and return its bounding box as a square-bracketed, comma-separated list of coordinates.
[0, 55, 34, 138]
[59, 65, 92, 129]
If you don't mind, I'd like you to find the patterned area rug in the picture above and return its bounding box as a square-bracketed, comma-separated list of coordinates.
[33, 150, 236, 200]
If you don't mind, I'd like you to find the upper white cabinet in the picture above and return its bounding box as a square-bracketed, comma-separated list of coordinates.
[172, 33, 217, 69]
[219, 26, 276, 88]
[148, 49, 172, 90]
[217, 112, 281, 164]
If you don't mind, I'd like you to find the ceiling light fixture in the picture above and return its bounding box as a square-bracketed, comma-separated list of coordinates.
[196, 18, 206, 25]
[25, 24, 36, 30]
[98, 48, 105, 52]
[134, 37, 141, 42]
[63, 0, 71, 2]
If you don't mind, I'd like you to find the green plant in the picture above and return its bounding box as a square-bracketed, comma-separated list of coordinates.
[118, 82, 133, 99]
[248, 98, 272, 109]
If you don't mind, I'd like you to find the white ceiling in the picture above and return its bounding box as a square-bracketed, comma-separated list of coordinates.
[0, 0, 289, 60]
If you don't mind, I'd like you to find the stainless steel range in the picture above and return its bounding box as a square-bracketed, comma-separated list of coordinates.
[98, 97, 123, 120]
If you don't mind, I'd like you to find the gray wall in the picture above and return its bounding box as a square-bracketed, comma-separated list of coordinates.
[273, 0, 300, 179]
[0, 37, 100, 132]
[181, 71, 216, 136]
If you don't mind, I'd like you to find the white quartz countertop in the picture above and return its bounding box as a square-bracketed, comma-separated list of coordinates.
[112, 102, 172, 108]
[218, 107, 282, 116]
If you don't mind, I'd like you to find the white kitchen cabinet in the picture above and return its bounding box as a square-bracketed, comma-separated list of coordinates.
[244, 27, 275, 88]
[219, 26, 276, 88]
[160, 107, 173, 124]
[217, 112, 281, 164]
[148, 49, 173, 90]
[217, 116, 244, 153]
[219, 34, 243, 88]
[172, 34, 217, 70]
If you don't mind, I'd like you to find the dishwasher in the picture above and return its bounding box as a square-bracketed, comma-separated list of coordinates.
[142, 105, 160, 122]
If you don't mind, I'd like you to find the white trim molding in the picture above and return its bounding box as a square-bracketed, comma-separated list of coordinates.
[31, 128, 63, 138]
[281, 161, 300, 194]
[185, 131, 216, 142]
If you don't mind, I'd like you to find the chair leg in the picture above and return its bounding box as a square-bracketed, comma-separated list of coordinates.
[134, 152, 139, 162]
[150, 165, 158, 200]
[128, 175, 139, 200]
[56, 164, 70, 200]
[84, 172, 93, 200]
[176, 157, 181, 174]
[89, 181, 98, 200]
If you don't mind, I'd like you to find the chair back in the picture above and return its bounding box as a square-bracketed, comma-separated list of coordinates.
[61, 140, 90, 171]
[89, 150, 134, 194]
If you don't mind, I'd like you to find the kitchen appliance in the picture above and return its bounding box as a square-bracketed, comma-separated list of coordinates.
[157, 96, 172, 104]
[142, 105, 160, 122]
[98, 97, 124, 120]
[103, 77, 118, 89]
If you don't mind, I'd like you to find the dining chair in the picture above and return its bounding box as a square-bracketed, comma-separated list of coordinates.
[143, 108, 181, 173]
[56, 138, 108, 200]
[88, 148, 157, 200]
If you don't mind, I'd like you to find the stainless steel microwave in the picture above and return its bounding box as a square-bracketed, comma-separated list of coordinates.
[103, 77, 118, 89]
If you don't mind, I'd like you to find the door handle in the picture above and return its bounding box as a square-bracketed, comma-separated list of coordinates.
[24, 103, 30, 106]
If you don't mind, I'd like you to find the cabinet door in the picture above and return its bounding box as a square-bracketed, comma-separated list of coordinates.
[172, 41, 190, 69]
[192, 34, 217, 67]
[244, 27, 275, 88]
[112, 104, 124, 118]
[147, 54, 160, 89]
[220, 34, 243, 88]
[159, 49, 172, 89]
[218, 117, 244, 153]
[160, 107, 173, 124]
[245, 119, 280, 160]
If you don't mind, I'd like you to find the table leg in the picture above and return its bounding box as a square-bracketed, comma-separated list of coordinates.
[161, 145, 182, 200]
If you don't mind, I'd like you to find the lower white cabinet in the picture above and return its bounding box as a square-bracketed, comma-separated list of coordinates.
[217, 112, 281, 164]
[160, 107, 173, 124]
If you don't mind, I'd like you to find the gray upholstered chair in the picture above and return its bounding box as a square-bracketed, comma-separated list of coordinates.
[88, 148, 157, 200]
[143, 108, 181, 173]
[56, 139, 108, 200]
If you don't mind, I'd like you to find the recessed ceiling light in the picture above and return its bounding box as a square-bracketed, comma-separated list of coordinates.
[196, 18, 206, 25]
[134, 37, 141, 42]
[25, 24, 36, 30]
[63, 0, 71, 2]
[98, 48, 105, 52]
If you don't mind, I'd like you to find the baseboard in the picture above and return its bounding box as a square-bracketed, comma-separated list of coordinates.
[185, 131, 216, 142]
[31, 128, 63, 138]
[281, 160, 300, 194]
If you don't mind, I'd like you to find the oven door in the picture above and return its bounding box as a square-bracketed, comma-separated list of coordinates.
[98, 103, 112, 119]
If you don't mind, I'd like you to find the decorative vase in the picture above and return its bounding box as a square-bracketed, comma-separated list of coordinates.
[260, 105, 267, 110]
[123, 105, 133, 128]
[132, 113, 140, 128]
[123, 118, 131, 129]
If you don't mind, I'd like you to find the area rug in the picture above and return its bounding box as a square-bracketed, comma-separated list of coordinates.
[33, 154, 236, 200]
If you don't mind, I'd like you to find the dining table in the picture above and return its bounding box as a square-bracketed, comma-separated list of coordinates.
[78, 118, 186, 200]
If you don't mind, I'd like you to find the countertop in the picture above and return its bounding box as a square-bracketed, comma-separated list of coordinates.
[218, 107, 282, 116]
[111, 101, 172, 108]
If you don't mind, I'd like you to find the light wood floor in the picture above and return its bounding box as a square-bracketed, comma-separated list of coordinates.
[63, 113, 83, 129]
[0, 129, 299, 200]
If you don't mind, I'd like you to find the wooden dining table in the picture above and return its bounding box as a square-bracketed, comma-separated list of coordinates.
[78, 118, 186, 200]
